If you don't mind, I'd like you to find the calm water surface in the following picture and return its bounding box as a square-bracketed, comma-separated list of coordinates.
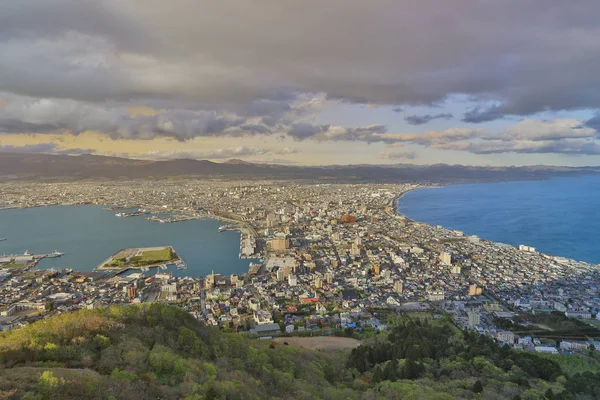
[0, 205, 257, 277]
[398, 175, 600, 264]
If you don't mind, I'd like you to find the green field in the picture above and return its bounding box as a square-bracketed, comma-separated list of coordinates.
[101, 247, 177, 269]
[1, 263, 26, 269]
[139, 248, 173, 262]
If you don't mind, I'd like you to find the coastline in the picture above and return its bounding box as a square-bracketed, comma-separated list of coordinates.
[392, 177, 600, 266]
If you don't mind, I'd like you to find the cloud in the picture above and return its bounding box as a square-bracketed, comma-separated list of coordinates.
[436, 138, 600, 155]
[378, 151, 417, 160]
[584, 112, 600, 132]
[1, 0, 600, 124]
[404, 113, 453, 125]
[431, 119, 600, 155]
[0, 92, 330, 140]
[392, 107, 403, 113]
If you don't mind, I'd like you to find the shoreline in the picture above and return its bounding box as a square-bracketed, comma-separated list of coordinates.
[391, 180, 600, 266]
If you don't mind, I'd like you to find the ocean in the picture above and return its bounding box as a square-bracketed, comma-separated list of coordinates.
[0, 205, 258, 277]
[398, 175, 600, 265]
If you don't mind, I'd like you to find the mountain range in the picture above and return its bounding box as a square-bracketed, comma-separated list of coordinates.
[0, 152, 598, 183]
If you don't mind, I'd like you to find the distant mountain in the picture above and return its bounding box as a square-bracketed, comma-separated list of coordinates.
[0, 152, 599, 183]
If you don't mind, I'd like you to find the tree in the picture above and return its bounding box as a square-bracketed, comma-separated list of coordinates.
[38, 370, 63, 398]
[473, 380, 484, 393]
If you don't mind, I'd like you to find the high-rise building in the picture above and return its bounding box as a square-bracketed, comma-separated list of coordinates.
[439, 252, 452, 265]
[393, 280, 403, 294]
[314, 278, 323, 289]
[469, 284, 483, 296]
[288, 275, 297, 286]
[372, 264, 380, 275]
[325, 272, 333, 284]
[276, 269, 285, 281]
[468, 310, 481, 327]
[451, 265, 462, 274]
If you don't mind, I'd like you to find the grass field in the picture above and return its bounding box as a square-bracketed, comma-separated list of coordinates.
[273, 337, 361, 351]
[1, 263, 25, 269]
[140, 248, 173, 262]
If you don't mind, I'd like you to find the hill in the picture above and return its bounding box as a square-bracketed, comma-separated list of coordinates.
[0, 153, 599, 183]
[1, 305, 599, 399]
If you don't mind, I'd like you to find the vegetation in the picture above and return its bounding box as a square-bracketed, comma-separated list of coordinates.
[102, 247, 177, 269]
[1, 262, 26, 269]
[0, 306, 598, 399]
[493, 311, 600, 339]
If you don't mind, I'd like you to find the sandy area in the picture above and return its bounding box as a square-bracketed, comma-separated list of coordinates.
[273, 336, 361, 351]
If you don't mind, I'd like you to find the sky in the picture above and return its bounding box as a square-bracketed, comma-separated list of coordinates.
[2, 1, 600, 166]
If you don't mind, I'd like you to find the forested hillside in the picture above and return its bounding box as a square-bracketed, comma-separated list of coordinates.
[0, 305, 598, 399]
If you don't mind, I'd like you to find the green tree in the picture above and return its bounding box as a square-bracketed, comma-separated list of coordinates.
[473, 380, 483, 393]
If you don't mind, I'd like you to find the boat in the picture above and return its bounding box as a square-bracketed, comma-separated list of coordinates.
[116, 213, 125, 217]
[24, 250, 31, 256]
[0, 238, 6, 242]
[176, 260, 187, 270]
[46, 250, 64, 258]
[159, 264, 168, 270]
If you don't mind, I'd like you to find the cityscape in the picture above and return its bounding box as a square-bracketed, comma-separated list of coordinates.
[2, 179, 599, 355]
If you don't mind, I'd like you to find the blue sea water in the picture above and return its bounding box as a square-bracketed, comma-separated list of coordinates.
[398, 175, 600, 264]
[0, 205, 257, 277]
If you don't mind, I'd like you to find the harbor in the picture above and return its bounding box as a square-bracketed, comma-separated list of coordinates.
[0, 249, 64, 269]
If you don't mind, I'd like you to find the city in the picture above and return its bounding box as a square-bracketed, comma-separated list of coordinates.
[1, 179, 599, 356]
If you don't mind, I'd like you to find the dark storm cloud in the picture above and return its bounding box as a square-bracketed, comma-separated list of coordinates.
[0, 0, 599, 120]
[405, 113, 453, 125]
[462, 106, 506, 123]
[584, 113, 600, 132]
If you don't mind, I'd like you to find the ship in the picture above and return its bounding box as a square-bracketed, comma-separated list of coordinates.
[175, 260, 188, 270]
[23, 250, 31, 256]
[159, 264, 168, 270]
[46, 250, 65, 258]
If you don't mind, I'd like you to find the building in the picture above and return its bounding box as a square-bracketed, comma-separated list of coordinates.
[439, 252, 452, 266]
[253, 310, 274, 325]
[565, 311, 592, 319]
[276, 269, 285, 282]
[428, 290, 445, 302]
[270, 237, 290, 251]
[469, 284, 482, 296]
[451, 265, 461, 274]
[127, 286, 137, 299]
[393, 280, 403, 294]
[340, 215, 357, 223]
[253, 323, 281, 336]
[371, 264, 380, 275]
[496, 330, 515, 344]
[519, 244, 536, 253]
[314, 278, 323, 289]
[325, 272, 333, 284]
[467, 310, 480, 327]
[288, 275, 297, 286]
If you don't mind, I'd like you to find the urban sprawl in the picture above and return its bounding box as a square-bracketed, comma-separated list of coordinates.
[1, 180, 599, 355]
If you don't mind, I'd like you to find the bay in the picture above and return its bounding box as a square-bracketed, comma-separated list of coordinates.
[398, 175, 600, 264]
[0, 205, 257, 277]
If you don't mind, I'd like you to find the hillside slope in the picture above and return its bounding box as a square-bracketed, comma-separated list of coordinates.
[0, 305, 598, 399]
